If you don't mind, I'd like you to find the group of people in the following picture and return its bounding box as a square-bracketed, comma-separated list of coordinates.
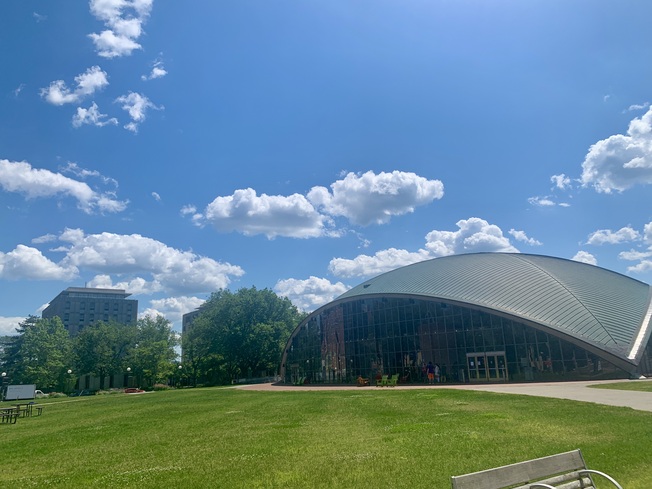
[425, 361, 440, 384]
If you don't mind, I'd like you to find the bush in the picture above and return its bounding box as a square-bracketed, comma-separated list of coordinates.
[49, 392, 68, 398]
[152, 383, 171, 391]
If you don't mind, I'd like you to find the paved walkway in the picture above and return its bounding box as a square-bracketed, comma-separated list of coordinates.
[238, 379, 652, 412]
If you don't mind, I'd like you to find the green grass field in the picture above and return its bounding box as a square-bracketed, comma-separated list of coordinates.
[590, 380, 652, 392]
[2, 387, 651, 488]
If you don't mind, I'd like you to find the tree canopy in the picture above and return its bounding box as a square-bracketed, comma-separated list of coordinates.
[1, 316, 72, 390]
[183, 287, 304, 385]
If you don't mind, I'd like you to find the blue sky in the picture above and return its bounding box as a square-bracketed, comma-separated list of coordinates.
[1, 1, 652, 335]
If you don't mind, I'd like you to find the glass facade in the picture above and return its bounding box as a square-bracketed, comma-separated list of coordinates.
[283, 297, 642, 384]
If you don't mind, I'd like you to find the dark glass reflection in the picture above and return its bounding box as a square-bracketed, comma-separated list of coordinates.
[284, 297, 633, 384]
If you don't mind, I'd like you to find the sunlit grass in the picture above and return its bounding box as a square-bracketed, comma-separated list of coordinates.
[589, 379, 652, 392]
[1, 387, 651, 488]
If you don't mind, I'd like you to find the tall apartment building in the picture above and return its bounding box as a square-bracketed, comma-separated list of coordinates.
[42, 287, 138, 336]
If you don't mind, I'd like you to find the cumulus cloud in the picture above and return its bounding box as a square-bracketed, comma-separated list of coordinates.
[88, 0, 153, 58]
[275, 276, 350, 311]
[202, 188, 329, 239]
[194, 170, 444, 239]
[586, 226, 640, 245]
[308, 170, 444, 226]
[0, 245, 77, 280]
[581, 106, 652, 193]
[619, 221, 652, 274]
[550, 174, 572, 190]
[72, 102, 118, 128]
[139, 296, 206, 327]
[571, 251, 597, 266]
[329, 248, 430, 279]
[41, 66, 109, 105]
[115, 92, 161, 132]
[0, 159, 127, 214]
[142, 59, 167, 81]
[0, 317, 24, 336]
[329, 218, 519, 278]
[424, 218, 518, 256]
[508, 229, 542, 246]
[58, 228, 244, 295]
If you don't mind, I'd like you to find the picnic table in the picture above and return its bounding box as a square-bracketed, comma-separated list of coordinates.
[1, 406, 19, 424]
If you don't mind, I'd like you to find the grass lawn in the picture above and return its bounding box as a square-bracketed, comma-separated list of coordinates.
[2, 387, 651, 488]
[590, 379, 652, 392]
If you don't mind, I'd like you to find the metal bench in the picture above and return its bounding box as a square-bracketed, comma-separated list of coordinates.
[450, 449, 623, 489]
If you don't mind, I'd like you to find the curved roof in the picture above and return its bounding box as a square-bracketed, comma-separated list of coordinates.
[337, 253, 652, 367]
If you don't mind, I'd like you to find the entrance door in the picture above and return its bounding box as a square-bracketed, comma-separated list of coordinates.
[467, 352, 508, 382]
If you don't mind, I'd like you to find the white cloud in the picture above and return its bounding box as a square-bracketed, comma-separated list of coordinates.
[72, 102, 118, 128]
[528, 196, 569, 207]
[571, 251, 597, 266]
[550, 174, 572, 190]
[329, 218, 519, 278]
[32, 234, 58, 244]
[152, 192, 161, 202]
[0, 317, 24, 336]
[142, 59, 167, 81]
[202, 188, 329, 239]
[274, 276, 349, 311]
[33, 12, 47, 23]
[13, 84, 25, 97]
[627, 102, 650, 112]
[139, 296, 205, 327]
[0, 159, 127, 214]
[115, 92, 161, 132]
[308, 170, 444, 226]
[581, 106, 652, 193]
[41, 66, 109, 106]
[619, 221, 652, 274]
[88, 0, 153, 58]
[586, 226, 640, 245]
[195, 170, 443, 239]
[508, 229, 542, 246]
[0, 245, 77, 280]
[424, 218, 519, 256]
[58, 229, 244, 295]
[329, 248, 430, 279]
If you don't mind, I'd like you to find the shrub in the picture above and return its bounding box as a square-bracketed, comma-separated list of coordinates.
[152, 383, 171, 391]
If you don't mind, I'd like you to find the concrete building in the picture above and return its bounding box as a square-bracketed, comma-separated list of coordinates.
[281, 253, 652, 384]
[42, 287, 138, 336]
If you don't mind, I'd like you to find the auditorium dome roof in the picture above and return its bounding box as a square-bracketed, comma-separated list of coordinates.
[337, 253, 652, 367]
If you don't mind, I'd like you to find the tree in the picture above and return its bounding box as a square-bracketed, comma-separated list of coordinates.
[1, 316, 72, 390]
[125, 315, 178, 388]
[186, 287, 304, 384]
[74, 320, 136, 390]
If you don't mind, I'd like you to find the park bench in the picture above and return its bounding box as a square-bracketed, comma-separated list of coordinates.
[450, 449, 623, 489]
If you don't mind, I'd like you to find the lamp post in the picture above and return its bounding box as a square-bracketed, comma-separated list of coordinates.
[126, 367, 132, 388]
[176, 364, 183, 388]
[65, 369, 73, 394]
[1, 372, 7, 401]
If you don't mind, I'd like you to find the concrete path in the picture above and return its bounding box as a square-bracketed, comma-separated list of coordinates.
[238, 379, 652, 412]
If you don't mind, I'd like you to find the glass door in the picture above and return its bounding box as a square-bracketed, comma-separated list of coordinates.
[467, 352, 508, 382]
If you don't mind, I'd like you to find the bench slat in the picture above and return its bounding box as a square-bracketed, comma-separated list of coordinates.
[451, 450, 587, 489]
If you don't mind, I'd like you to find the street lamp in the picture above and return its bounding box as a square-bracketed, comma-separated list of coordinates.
[1, 372, 7, 401]
[126, 367, 132, 388]
[177, 364, 183, 388]
[65, 369, 73, 394]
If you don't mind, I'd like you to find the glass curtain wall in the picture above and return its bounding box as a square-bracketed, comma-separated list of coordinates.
[284, 297, 631, 384]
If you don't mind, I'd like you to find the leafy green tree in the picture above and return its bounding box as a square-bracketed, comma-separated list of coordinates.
[187, 287, 304, 384]
[74, 320, 136, 390]
[125, 315, 178, 387]
[1, 316, 72, 390]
